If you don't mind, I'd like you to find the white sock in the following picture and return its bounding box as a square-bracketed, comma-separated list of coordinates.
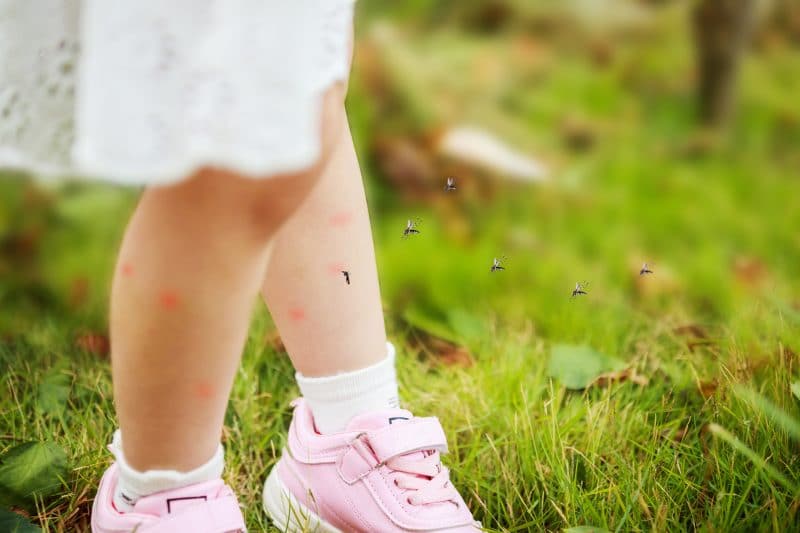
[109, 430, 224, 513]
[296, 341, 400, 434]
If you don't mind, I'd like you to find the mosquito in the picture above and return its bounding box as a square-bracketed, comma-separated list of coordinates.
[341, 271, 350, 285]
[639, 262, 653, 275]
[444, 177, 456, 192]
[571, 281, 589, 298]
[490, 256, 506, 272]
[402, 218, 421, 238]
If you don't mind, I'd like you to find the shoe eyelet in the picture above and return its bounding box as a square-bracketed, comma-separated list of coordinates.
[406, 497, 414, 505]
[393, 479, 399, 487]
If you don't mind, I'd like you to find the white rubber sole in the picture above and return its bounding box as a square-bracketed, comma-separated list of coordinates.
[263, 466, 342, 533]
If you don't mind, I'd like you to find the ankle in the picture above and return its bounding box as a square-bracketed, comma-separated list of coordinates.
[296, 341, 399, 433]
[110, 430, 224, 512]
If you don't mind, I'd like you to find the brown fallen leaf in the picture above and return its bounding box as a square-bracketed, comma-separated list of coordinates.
[674, 324, 720, 354]
[372, 136, 437, 198]
[411, 335, 474, 368]
[0, 227, 44, 261]
[697, 380, 718, 399]
[588, 38, 615, 67]
[672, 427, 689, 442]
[561, 116, 596, 152]
[430, 337, 474, 368]
[590, 367, 650, 388]
[732, 255, 768, 286]
[686, 339, 718, 352]
[674, 324, 708, 339]
[459, 0, 513, 32]
[75, 332, 110, 358]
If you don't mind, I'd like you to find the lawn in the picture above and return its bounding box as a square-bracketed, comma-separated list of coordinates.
[2, 2, 800, 531]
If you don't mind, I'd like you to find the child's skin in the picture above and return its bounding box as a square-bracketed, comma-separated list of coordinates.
[262, 118, 387, 378]
[110, 81, 386, 472]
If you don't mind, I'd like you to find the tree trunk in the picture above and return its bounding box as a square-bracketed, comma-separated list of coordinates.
[692, 0, 755, 127]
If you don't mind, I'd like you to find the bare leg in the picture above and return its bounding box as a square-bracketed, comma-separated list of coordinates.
[111, 85, 347, 472]
[261, 119, 387, 377]
[111, 169, 310, 471]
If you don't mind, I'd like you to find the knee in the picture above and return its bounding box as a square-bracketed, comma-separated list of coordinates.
[237, 81, 349, 239]
[152, 82, 349, 244]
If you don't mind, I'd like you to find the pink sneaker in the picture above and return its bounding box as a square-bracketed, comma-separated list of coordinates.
[263, 399, 481, 532]
[91, 463, 247, 533]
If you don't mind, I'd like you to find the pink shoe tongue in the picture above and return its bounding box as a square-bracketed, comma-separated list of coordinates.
[344, 408, 415, 431]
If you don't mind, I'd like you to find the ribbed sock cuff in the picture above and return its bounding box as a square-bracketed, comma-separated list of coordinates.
[296, 341, 399, 433]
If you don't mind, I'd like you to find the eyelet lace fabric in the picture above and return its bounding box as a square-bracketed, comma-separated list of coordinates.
[0, 0, 354, 185]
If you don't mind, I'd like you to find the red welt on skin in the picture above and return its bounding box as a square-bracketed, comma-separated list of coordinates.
[194, 382, 214, 399]
[288, 307, 306, 321]
[327, 262, 347, 275]
[159, 290, 180, 310]
[121, 263, 134, 277]
[329, 211, 353, 227]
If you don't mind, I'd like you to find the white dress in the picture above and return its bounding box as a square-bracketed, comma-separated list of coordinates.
[0, 0, 354, 185]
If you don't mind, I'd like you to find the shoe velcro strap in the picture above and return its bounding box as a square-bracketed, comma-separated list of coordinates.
[337, 417, 448, 484]
[140, 493, 246, 533]
[367, 417, 449, 462]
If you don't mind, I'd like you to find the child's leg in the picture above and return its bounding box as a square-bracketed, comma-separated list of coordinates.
[260, 123, 480, 529]
[111, 171, 302, 472]
[108, 86, 346, 501]
[261, 119, 395, 433]
[261, 119, 386, 376]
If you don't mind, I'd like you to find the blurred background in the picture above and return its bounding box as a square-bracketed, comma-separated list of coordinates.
[1, 0, 799, 531]
[1, 0, 798, 344]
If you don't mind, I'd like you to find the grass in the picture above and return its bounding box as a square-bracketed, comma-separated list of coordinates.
[2, 2, 800, 531]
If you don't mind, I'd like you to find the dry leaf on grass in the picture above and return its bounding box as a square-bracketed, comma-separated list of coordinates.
[588, 38, 615, 67]
[697, 380, 718, 399]
[414, 336, 475, 368]
[672, 427, 690, 442]
[659, 426, 690, 443]
[561, 116, 596, 152]
[372, 137, 437, 198]
[673, 324, 720, 354]
[74, 332, 109, 358]
[674, 324, 708, 338]
[732, 256, 768, 286]
[673, 323, 720, 352]
[590, 367, 650, 388]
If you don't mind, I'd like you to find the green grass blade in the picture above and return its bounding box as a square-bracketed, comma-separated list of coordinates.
[707, 423, 800, 496]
